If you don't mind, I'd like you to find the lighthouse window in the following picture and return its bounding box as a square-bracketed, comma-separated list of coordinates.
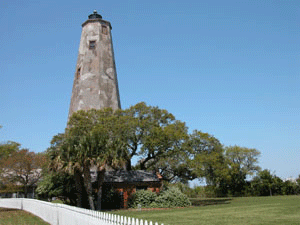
[102, 26, 108, 35]
[89, 40, 96, 49]
[76, 67, 81, 79]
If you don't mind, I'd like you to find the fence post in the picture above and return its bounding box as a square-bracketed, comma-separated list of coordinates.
[56, 204, 59, 225]
[128, 217, 131, 225]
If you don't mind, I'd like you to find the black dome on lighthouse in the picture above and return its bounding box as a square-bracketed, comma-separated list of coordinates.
[88, 10, 102, 19]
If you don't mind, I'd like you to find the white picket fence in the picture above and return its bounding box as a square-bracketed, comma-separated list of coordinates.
[0, 198, 164, 225]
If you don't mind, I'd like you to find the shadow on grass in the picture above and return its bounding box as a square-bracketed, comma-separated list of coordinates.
[107, 198, 233, 212]
[0, 208, 19, 212]
[190, 198, 232, 207]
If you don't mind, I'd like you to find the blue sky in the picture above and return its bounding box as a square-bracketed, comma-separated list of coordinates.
[0, 0, 299, 180]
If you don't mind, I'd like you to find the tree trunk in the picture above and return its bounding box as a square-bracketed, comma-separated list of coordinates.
[96, 169, 106, 210]
[24, 185, 28, 198]
[83, 166, 95, 210]
[125, 159, 131, 171]
[74, 170, 83, 208]
[97, 185, 103, 210]
[140, 161, 146, 170]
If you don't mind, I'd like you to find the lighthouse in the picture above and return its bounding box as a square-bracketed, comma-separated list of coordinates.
[68, 10, 121, 119]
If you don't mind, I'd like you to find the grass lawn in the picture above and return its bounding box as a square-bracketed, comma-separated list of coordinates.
[113, 195, 300, 225]
[0, 208, 49, 225]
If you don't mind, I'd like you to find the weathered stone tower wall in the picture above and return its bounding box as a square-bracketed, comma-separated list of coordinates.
[68, 11, 121, 119]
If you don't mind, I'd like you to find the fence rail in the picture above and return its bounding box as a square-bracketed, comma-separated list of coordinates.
[0, 198, 164, 225]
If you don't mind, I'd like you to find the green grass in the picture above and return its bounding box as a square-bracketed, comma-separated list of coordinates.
[51, 199, 64, 204]
[0, 208, 50, 225]
[113, 195, 300, 225]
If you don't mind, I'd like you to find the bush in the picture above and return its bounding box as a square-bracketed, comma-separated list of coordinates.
[128, 190, 157, 208]
[150, 187, 191, 208]
[167, 182, 190, 194]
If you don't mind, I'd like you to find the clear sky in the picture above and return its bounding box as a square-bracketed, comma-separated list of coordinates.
[0, 0, 299, 180]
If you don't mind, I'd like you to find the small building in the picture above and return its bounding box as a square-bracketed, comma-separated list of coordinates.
[101, 170, 163, 209]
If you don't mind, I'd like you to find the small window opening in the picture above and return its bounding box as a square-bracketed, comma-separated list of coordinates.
[136, 186, 148, 191]
[102, 26, 108, 35]
[76, 67, 81, 79]
[89, 40, 96, 49]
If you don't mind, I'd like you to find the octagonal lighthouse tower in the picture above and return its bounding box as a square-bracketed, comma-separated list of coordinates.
[68, 11, 121, 119]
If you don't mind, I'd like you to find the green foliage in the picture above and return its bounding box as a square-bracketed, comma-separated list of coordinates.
[128, 190, 157, 208]
[162, 182, 206, 198]
[251, 169, 283, 196]
[166, 182, 191, 195]
[36, 171, 77, 204]
[47, 103, 195, 209]
[225, 146, 261, 175]
[189, 142, 262, 197]
[0, 141, 20, 160]
[128, 187, 191, 209]
[123, 102, 192, 182]
[0, 141, 21, 190]
[49, 108, 128, 210]
[190, 186, 206, 198]
[203, 185, 219, 198]
[225, 146, 261, 196]
[282, 180, 298, 195]
[150, 187, 191, 208]
[35, 174, 53, 197]
[249, 170, 300, 196]
[189, 130, 227, 187]
[194, 145, 261, 197]
[46, 102, 295, 205]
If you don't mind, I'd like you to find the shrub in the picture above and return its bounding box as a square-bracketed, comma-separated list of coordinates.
[150, 187, 191, 208]
[167, 182, 192, 196]
[128, 190, 157, 208]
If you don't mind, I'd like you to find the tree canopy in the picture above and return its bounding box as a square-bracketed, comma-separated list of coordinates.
[0, 141, 20, 161]
[48, 108, 128, 209]
[225, 146, 261, 196]
[0, 148, 46, 197]
[43, 102, 264, 207]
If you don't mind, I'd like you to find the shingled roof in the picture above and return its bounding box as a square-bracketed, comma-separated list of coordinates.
[103, 170, 161, 183]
